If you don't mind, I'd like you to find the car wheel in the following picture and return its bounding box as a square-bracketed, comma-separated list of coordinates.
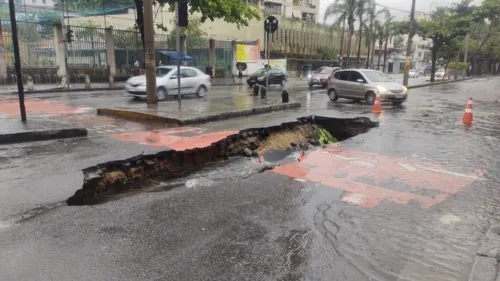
[280, 80, 284, 87]
[365, 91, 376, 104]
[157, 87, 167, 101]
[196, 85, 207, 98]
[328, 88, 338, 101]
[308, 82, 313, 88]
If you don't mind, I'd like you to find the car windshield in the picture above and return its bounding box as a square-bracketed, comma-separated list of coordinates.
[319, 68, 332, 74]
[361, 71, 394, 82]
[252, 69, 267, 76]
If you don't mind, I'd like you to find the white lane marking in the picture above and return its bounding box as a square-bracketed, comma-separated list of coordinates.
[412, 164, 484, 181]
[341, 193, 366, 205]
[439, 213, 461, 224]
[397, 162, 418, 172]
[294, 178, 306, 182]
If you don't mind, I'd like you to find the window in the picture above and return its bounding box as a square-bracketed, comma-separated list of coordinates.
[319, 67, 333, 74]
[270, 69, 283, 74]
[156, 67, 172, 77]
[349, 71, 365, 82]
[361, 71, 393, 82]
[333, 71, 340, 79]
[338, 71, 350, 81]
[180, 68, 198, 78]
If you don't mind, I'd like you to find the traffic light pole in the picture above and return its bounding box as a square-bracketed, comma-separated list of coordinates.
[9, 0, 26, 122]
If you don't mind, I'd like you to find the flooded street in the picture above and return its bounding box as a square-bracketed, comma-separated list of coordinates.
[1, 77, 500, 280]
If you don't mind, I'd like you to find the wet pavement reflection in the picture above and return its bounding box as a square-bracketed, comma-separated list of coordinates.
[1, 77, 500, 280]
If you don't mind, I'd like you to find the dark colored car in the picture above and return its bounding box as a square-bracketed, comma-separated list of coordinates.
[308, 66, 341, 88]
[247, 68, 286, 87]
[423, 65, 432, 76]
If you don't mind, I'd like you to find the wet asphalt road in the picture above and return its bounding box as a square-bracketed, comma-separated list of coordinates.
[1, 77, 500, 280]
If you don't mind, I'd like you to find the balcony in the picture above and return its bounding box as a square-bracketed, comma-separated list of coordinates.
[263, 2, 283, 15]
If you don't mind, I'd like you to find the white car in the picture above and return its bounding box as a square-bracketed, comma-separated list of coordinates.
[435, 69, 446, 80]
[409, 69, 419, 78]
[125, 66, 212, 100]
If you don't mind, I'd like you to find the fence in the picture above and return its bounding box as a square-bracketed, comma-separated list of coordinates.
[1, 20, 56, 68]
[67, 25, 107, 67]
[0, 21, 235, 78]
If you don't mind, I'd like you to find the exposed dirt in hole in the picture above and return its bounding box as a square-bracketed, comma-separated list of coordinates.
[257, 125, 314, 155]
[66, 116, 378, 206]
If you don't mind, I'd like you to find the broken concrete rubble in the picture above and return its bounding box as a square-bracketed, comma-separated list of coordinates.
[66, 116, 378, 206]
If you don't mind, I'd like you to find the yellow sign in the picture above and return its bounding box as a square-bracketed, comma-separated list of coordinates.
[236, 44, 259, 62]
[268, 59, 287, 71]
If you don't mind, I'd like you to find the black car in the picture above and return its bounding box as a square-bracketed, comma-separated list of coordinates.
[247, 68, 286, 87]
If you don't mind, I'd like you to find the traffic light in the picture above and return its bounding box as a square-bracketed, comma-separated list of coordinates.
[66, 28, 74, 43]
[178, 0, 188, 27]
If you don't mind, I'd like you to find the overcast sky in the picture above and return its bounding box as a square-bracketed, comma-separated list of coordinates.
[318, 0, 482, 24]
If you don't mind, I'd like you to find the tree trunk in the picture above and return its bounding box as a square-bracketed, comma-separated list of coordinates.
[339, 18, 345, 66]
[134, 0, 145, 68]
[346, 17, 354, 68]
[382, 38, 388, 72]
[356, 16, 363, 66]
[365, 24, 372, 68]
[430, 47, 437, 82]
[377, 42, 382, 70]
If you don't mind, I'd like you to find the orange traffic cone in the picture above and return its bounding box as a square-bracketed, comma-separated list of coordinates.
[372, 93, 382, 114]
[462, 97, 473, 124]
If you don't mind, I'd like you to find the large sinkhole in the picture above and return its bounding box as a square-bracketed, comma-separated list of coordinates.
[66, 116, 378, 205]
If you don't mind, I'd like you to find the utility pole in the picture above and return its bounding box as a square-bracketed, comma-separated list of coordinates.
[175, 1, 181, 107]
[9, 0, 27, 122]
[143, 0, 157, 104]
[403, 0, 416, 87]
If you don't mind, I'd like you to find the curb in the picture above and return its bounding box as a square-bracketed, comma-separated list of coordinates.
[407, 77, 476, 89]
[97, 102, 301, 126]
[1, 82, 244, 95]
[469, 225, 500, 281]
[0, 127, 88, 144]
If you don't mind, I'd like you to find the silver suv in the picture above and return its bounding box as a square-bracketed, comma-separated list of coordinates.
[327, 69, 408, 105]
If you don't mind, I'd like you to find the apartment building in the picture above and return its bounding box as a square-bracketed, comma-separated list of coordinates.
[250, 0, 319, 22]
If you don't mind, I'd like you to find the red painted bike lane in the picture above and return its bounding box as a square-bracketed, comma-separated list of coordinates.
[272, 145, 482, 209]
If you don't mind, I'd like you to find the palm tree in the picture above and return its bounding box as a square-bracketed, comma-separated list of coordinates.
[374, 20, 384, 70]
[355, 0, 368, 66]
[382, 16, 395, 72]
[364, 4, 389, 68]
[326, 11, 347, 66]
[324, 0, 357, 68]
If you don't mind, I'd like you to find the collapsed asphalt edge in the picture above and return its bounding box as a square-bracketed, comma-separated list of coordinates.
[66, 115, 378, 205]
[96, 102, 302, 126]
[0, 127, 88, 145]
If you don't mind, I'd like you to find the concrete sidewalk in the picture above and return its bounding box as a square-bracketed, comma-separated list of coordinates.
[0, 77, 244, 95]
[97, 93, 300, 126]
[0, 116, 87, 144]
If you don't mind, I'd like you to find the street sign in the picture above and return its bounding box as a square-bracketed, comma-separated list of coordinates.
[264, 16, 278, 33]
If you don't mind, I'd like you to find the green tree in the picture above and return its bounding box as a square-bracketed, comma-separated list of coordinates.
[355, 0, 368, 65]
[392, 35, 404, 48]
[324, 0, 357, 67]
[382, 15, 395, 72]
[364, 3, 389, 68]
[133, 0, 260, 62]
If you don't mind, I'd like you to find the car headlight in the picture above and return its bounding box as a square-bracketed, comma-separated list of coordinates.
[308, 74, 312, 79]
[376, 85, 387, 93]
[403, 86, 408, 92]
[257, 76, 265, 81]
